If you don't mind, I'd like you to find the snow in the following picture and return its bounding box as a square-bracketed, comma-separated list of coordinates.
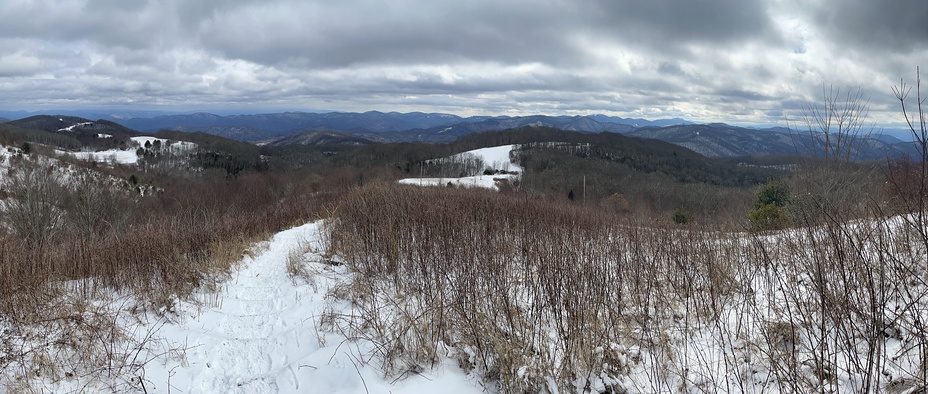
[61, 149, 141, 164]
[399, 174, 517, 191]
[139, 221, 483, 394]
[457, 144, 522, 173]
[0, 145, 14, 182]
[399, 144, 522, 191]
[98, 133, 113, 138]
[130, 136, 197, 151]
[55, 136, 196, 165]
[131, 136, 162, 146]
[58, 121, 93, 132]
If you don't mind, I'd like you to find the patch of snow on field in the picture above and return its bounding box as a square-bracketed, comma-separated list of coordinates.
[56, 136, 197, 165]
[399, 174, 516, 191]
[130, 136, 197, 152]
[0, 145, 14, 182]
[139, 221, 483, 394]
[57, 121, 93, 132]
[61, 149, 140, 164]
[457, 144, 522, 173]
[400, 144, 521, 191]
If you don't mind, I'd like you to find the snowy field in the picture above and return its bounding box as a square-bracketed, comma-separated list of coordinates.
[0, 145, 15, 182]
[56, 136, 196, 165]
[458, 144, 523, 173]
[398, 174, 517, 191]
[399, 144, 521, 190]
[61, 149, 141, 164]
[130, 136, 196, 152]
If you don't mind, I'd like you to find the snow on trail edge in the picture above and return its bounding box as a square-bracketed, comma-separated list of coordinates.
[141, 220, 482, 394]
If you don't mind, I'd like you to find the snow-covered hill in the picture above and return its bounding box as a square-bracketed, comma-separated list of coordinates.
[399, 144, 521, 191]
[56, 136, 196, 165]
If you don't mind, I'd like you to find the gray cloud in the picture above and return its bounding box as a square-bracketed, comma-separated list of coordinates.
[810, 0, 928, 53]
[0, 0, 925, 127]
[191, 0, 589, 68]
[586, 0, 782, 53]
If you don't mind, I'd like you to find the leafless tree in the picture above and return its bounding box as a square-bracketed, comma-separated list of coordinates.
[64, 172, 135, 238]
[789, 85, 879, 223]
[890, 67, 928, 243]
[0, 161, 65, 246]
[799, 84, 875, 162]
[888, 70, 928, 387]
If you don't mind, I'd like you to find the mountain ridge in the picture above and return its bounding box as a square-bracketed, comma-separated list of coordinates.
[628, 123, 918, 160]
[112, 111, 687, 142]
[3, 111, 919, 161]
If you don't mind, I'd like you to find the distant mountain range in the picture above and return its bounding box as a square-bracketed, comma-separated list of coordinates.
[626, 123, 918, 160]
[104, 111, 686, 143]
[265, 130, 373, 147]
[0, 111, 919, 160]
[344, 114, 640, 144]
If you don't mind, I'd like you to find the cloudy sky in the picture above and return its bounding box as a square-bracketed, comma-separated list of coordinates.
[0, 0, 926, 126]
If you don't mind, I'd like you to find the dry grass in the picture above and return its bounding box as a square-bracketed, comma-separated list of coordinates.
[326, 183, 928, 393]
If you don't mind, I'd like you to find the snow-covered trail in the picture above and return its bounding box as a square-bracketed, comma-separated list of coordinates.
[142, 221, 481, 394]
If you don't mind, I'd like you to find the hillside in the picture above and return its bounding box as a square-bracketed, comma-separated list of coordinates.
[264, 130, 373, 147]
[628, 123, 917, 159]
[295, 126, 783, 217]
[154, 130, 264, 176]
[7, 115, 137, 136]
[587, 114, 691, 127]
[354, 115, 637, 143]
[115, 111, 657, 143]
[5, 115, 140, 150]
[465, 127, 784, 214]
[119, 111, 466, 141]
[0, 123, 83, 150]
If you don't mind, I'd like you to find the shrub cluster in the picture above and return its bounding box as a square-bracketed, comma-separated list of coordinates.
[748, 180, 792, 231]
[327, 183, 927, 393]
[0, 158, 334, 307]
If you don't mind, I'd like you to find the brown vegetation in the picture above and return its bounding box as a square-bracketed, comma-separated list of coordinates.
[0, 156, 339, 389]
[325, 183, 926, 392]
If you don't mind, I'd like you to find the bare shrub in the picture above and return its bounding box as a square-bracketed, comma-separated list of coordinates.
[327, 184, 752, 392]
[0, 160, 66, 247]
[64, 171, 136, 238]
[889, 67, 928, 254]
[797, 85, 874, 162]
[326, 182, 927, 393]
[789, 84, 881, 225]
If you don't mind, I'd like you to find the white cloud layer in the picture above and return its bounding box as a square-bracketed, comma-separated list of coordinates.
[0, 0, 926, 126]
